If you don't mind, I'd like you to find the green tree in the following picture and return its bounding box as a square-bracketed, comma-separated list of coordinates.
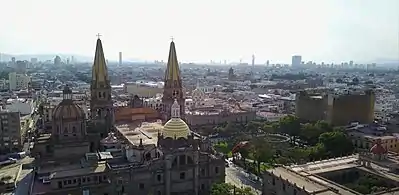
[314, 120, 333, 132]
[287, 147, 309, 163]
[261, 124, 275, 134]
[276, 115, 301, 143]
[319, 131, 354, 157]
[211, 183, 232, 195]
[238, 146, 250, 169]
[300, 123, 323, 145]
[214, 142, 232, 157]
[211, 183, 255, 195]
[307, 143, 326, 161]
[251, 139, 274, 174]
[245, 121, 261, 136]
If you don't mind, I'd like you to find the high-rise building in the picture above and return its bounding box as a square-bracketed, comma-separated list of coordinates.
[118, 52, 122, 66]
[8, 72, 30, 91]
[0, 110, 22, 154]
[292, 55, 302, 67]
[54, 56, 61, 66]
[162, 40, 185, 121]
[15, 60, 28, 73]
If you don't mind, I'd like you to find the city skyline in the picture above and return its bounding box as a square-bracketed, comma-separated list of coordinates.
[0, 0, 398, 63]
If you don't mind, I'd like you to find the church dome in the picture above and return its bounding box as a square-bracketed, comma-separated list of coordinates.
[53, 85, 85, 120]
[163, 99, 190, 139]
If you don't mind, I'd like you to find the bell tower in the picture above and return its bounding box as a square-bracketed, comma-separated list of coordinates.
[162, 39, 185, 121]
[90, 35, 114, 138]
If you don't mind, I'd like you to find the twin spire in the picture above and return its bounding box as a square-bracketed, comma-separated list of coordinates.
[92, 37, 109, 87]
[92, 36, 180, 87]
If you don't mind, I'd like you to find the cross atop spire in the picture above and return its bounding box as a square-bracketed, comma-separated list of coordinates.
[96, 33, 102, 39]
[170, 36, 174, 42]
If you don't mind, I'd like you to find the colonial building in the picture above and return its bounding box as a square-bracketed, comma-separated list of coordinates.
[263, 146, 399, 195]
[31, 38, 225, 195]
[185, 85, 256, 128]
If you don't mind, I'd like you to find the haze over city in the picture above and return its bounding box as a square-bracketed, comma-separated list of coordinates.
[1, 0, 398, 63]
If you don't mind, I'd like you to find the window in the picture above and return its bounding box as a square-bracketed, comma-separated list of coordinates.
[157, 174, 161, 182]
[67, 180, 71, 184]
[72, 126, 76, 133]
[157, 191, 162, 195]
[272, 178, 275, 185]
[282, 183, 286, 191]
[180, 172, 186, 180]
[201, 168, 205, 176]
[201, 184, 205, 190]
[139, 183, 145, 190]
[215, 167, 219, 174]
[294, 189, 297, 195]
[179, 155, 186, 165]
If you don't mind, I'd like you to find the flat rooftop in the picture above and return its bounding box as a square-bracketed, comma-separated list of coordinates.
[289, 155, 359, 174]
[116, 120, 163, 146]
[51, 163, 107, 179]
[268, 154, 399, 195]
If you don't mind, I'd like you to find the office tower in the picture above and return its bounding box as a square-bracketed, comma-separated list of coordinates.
[8, 72, 31, 91]
[292, 55, 302, 67]
[119, 52, 122, 66]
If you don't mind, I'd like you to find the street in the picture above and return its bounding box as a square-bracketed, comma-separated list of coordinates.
[225, 165, 262, 195]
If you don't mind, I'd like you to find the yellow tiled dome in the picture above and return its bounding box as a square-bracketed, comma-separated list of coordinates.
[163, 118, 190, 139]
[163, 99, 190, 139]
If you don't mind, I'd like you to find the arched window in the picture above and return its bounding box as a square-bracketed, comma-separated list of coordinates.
[63, 127, 68, 134]
[98, 92, 102, 98]
[72, 126, 76, 133]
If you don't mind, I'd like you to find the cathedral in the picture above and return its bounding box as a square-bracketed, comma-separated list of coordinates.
[31, 37, 225, 195]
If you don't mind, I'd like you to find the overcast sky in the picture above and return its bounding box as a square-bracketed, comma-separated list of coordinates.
[0, 0, 398, 63]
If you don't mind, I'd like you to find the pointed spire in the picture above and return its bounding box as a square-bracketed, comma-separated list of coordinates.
[171, 99, 180, 118]
[92, 37, 109, 86]
[164, 40, 181, 82]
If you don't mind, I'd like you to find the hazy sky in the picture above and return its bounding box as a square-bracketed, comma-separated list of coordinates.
[1, 0, 398, 63]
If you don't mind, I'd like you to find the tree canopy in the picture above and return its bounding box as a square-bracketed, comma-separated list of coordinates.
[211, 183, 255, 195]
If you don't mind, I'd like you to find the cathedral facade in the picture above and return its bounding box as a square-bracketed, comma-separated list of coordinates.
[31, 38, 224, 195]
